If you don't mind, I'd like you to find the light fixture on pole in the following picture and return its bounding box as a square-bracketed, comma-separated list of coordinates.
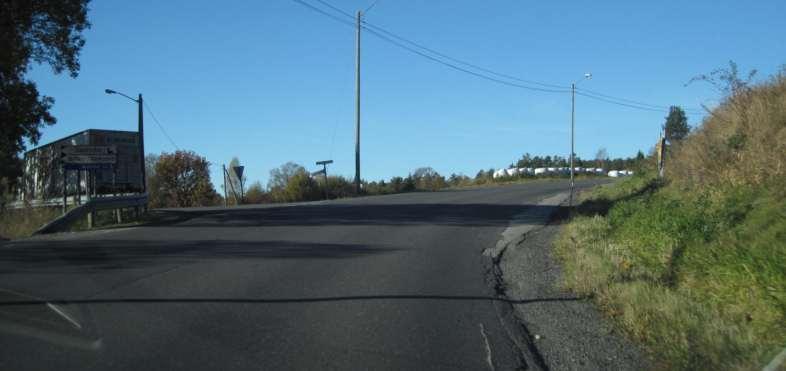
[570, 73, 592, 206]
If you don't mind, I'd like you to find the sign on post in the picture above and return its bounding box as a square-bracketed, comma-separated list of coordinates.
[61, 145, 117, 170]
[232, 166, 244, 180]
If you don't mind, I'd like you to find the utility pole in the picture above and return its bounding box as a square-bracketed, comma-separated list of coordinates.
[138, 94, 146, 194]
[222, 164, 228, 207]
[657, 132, 666, 179]
[316, 160, 333, 200]
[354, 10, 362, 194]
[569, 82, 576, 206]
[568, 73, 591, 207]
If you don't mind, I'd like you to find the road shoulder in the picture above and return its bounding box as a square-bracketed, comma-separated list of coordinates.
[498, 203, 652, 370]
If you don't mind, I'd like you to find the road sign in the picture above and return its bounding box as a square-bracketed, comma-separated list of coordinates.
[61, 145, 116, 156]
[63, 163, 115, 170]
[62, 154, 117, 165]
[61, 145, 117, 166]
[316, 160, 334, 166]
[232, 166, 244, 179]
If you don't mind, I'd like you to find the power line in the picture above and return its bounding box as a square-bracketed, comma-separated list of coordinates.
[143, 101, 180, 150]
[577, 87, 703, 113]
[292, 0, 705, 114]
[293, 0, 356, 28]
[304, 0, 567, 93]
[362, 27, 570, 93]
[313, 0, 569, 90]
[362, 21, 571, 90]
[363, 0, 381, 14]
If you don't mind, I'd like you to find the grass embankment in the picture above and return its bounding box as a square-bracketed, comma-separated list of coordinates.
[0, 207, 62, 239]
[0, 206, 145, 240]
[554, 71, 786, 370]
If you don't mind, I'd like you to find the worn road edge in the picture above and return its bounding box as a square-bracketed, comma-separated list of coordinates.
[482, 192, 569, 371]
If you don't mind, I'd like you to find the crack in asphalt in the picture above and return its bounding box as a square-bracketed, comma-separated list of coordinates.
[482, 193, 569, 371]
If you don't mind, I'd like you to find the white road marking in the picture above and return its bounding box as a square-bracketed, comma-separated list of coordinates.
[479, 323, 495, 371]
[46, 303, 82, 330]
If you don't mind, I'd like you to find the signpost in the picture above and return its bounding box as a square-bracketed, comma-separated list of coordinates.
[61, 146, 117, 169]
[315, 160, 333, 200]
[60, 145, 118, 224]
[232, 166, 245, 202]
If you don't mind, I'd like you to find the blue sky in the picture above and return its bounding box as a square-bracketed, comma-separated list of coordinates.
[27, 0, 786, 188]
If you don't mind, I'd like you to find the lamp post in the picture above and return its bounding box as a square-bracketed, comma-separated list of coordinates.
[570, 73, 592, 206]
[105, 89, 145, 194]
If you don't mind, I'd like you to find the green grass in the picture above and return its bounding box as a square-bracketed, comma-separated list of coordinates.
[555, 174, 786, 370]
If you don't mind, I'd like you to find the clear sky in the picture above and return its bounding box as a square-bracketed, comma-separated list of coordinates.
[27, 0, 786, 188]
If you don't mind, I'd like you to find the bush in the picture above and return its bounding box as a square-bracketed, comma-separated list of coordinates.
[244, 181, 270, 204]
[148, 150, 221, 208]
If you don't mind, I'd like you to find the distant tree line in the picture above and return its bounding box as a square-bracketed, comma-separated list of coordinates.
[509, 150, 646, 171]
[143, 149, 653, 209]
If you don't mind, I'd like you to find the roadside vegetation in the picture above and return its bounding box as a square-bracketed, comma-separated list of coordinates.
[0, 206, 61, 240]
[554, 63, 786, 370]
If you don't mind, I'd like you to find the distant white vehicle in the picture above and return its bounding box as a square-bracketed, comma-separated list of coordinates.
[547, 167, 556, 173]
[506, 168, 519, 176]
[492, 169, 506, 178]
[534, 168, 547, 175]
[608, 170, 633, 177]
[595, 168, 605, 174]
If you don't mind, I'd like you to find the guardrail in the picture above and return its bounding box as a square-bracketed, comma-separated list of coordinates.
[34, 194, 148, 235]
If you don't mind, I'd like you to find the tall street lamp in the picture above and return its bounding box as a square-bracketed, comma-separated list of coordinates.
[105, 89, 145, 194]
[570, 73, 592, 206]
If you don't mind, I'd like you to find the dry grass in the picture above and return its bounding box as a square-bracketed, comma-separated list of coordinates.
[670, 71, 786, 192]
[0, 207, 62, 240]
[554, 71, 786, 370]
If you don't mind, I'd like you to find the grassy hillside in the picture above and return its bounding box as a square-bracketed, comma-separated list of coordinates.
[554, 69, 786, 370]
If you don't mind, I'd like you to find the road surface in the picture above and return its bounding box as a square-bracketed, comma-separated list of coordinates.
[0, 179, 608, 370]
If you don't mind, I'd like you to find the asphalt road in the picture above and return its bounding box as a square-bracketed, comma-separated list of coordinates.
[0, 179, 608, 370]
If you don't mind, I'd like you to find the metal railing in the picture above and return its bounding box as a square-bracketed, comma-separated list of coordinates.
[34, 194, 148, 235]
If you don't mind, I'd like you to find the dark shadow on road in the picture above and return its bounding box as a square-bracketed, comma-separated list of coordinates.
[144, 203, 569, 228]
[0, 240, 402, 272]
[0, 294, 585, 306]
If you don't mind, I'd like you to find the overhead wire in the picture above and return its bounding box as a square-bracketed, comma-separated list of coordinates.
[306, 0, 568, 93]
[294, 0, 705, 114]
[143, 101, 180, 150]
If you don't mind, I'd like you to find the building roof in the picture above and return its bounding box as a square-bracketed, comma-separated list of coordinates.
[25, 129, 139, 155]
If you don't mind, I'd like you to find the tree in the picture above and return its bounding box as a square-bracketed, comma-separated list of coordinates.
[1, 0, 91, 186]
[244, 181, 269, 204]
[281, 171, 321, 202]
[411, 167, 447, 191]
[267, 162, 327, 202]
[664, 106, 690, 142]
[145, 153, 159, 192]
[148, 150, 220, 208]
[267, 162, 305, 191]
[686, 60, 757, 98]
[595, 148, 609, 169]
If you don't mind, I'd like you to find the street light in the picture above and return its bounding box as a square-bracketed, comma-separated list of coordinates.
[570, 73, 592, 206]
[105, 89, 146, 194]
